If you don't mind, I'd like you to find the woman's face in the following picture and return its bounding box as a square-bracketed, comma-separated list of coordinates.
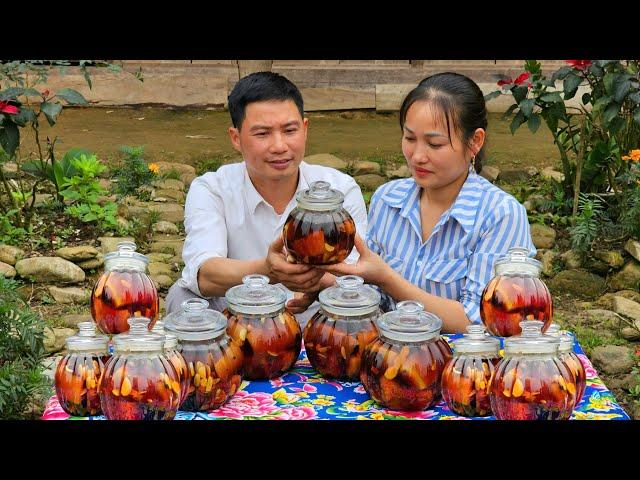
[401, 100, 481, 191]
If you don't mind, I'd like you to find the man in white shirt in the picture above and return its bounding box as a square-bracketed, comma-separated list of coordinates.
[166, 72, 367, 326]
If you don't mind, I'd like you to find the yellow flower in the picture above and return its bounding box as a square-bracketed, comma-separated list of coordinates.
[622, 149, 640, 162]
[148, 163, 159, 173]
[371, 413, 385, 420]
[312, 398, 334, 407]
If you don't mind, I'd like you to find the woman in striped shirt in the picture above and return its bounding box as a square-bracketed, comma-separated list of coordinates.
[320, 72, 535, 333]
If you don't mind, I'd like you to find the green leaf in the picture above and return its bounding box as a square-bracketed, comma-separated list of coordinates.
[563, 73, 582, 100]
[582, 92, 591, 105]
[0, 87, 25, 100]
[55, 88, 87, 105]
[484, 90, 502, 102]
[82, 212, 98, 222]
[633, 107, 640, 126]
[604, 72, 620, 95]
[501, 103, 519, 120]
[527, 114, 541, 133]
[519, 98, 535, 117]
[0, 122, 19, 157]
[608, 116, 624, 134]
[82, 70, 92, 90]
[10, 108, 36, 127]
[524, 60, 542, 75]
[602, 102, 621, 125]
[551, 66, 572, 82]
[629, 92, 640, 105]
[512, 85, 529, 104]
[613, 79, 631, 103]
[540, 92, 563, 103]
[588, 63, 604, 77]
[510, 111, 526, 134]
[592, 95, 612, 116]
[40, 102, 63, 126]
[21, 160, 53, 181]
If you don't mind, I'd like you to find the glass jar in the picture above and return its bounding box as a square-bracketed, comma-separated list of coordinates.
[360, 301, 452, 411]
[283, 180, 356, 265]
[480, 247, 553, 337]
[225, 274, 301, 379]
[164, 298, 243, 411]
[91, 241, 159, 334]
[151, 320, 190, 407]
[99, 317, 180, 420]
[54, 322, 110, 416]
[546, 323, 586, 408]
[303, 275, 380, 379]
[490, 320, 576, 420]
[441, 324, 501, 417]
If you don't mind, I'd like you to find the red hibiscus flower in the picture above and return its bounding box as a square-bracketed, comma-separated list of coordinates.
[0, 100, 19, 115]
[514, 72, 531, 85]
[566, 60, 592, 70]
[497, 72, 532, 88]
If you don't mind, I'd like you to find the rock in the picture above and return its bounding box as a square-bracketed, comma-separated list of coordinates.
[15, 257, 85, 284]
[612, 296, 640, 323]
[479, 165, 500, 183]
[152, 189, 186, 203]
[537, 250, 558, 277]
[16, 284, 48, 302]
[526, 166, 539, 177]
[1, 162, 18, 178]
[547, 269, 606, 299]
[523, 194, 546, 213]
[153, 221, 180, 235]
[596, 290, 640, 309]
[153, 162, 196, 177]
[151, 274, 173, 289]
[149, 238, 184, 256]
[44, 327, 76, 354]
[574, 301, 594, 310]
[0, 244, 25, 265]
[55, 245, 100, 262]
[586, 257, 613, 276]
[153, 179, 185, 191]
[339, 111, 355, 119]
[98, 236, 135, 255]
[352, 161, 381, 176]
[119, 202, 184, 224]
[387, 165, 411, 179]
[146, 252, 174, 262]
[499, 169, 531, 183]
[593, 250, 625, 269]
[540, 167, 565, 183]
[59, 313, 92, 329]
[148, 262, 174, 277]
[0, 261, 16, 278]
[48, 286, 91, 304]
[609, 261, 640, 291]
[354, 174, 387, 191]
[591, 345, 635, 375]
[560, 250, 583, 269]
[77, 254, 104, 270]
[98, 178, 112, 191]
[41, 355, 64, 382]
[624, 239, 640, 262]
[169, 255, 184, 269]
[580, 309, 623, 330]
[530, 224, 556, 249]
[34, 193, 54, 207]
[621, 326, 640, 341]
[304, 153, 348, 171]
[180, 172, 197, 187]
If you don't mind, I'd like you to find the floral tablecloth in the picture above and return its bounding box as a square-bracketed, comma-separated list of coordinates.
[42, 334, 631, 420]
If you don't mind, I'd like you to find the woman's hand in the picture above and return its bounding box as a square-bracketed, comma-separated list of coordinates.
[286, 291, 319, 314]
[318, 234, 393, 287]
[265, 235, 325, 292]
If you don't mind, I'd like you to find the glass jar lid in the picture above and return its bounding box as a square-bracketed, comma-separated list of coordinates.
[103, 241, 149, 271]
[296, 181, 345, 211]
[453, 324, 500, 355]
[493, 247, 541, 276]
[151, 320, 179, 350]
[225, 274, 287, 316]
[66, 322, 109, 352]
[319, 275, 381, 317]
[545, 323, 574, 353]
[375, 300, 442, 342]
[504, 320, 559, 355]
[163, 298, 228, 341]
[112, 317, 165, 352]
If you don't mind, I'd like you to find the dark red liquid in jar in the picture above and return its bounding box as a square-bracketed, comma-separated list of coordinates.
[441, 356, 500, 417]
[55, 353, 109, 416]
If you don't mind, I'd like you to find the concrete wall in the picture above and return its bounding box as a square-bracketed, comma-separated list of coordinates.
[32, 60, 577, 112]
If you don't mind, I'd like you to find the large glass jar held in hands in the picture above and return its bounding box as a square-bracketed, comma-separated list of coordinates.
[91, 241, 159, 334]
[283, 181, 356, 265]
[360, 301, 452, 411]
[55, 322, 110, 416]
[225, 275, 301, 379]
[303, 275, 380, 379]
[480, 247, 552, 337]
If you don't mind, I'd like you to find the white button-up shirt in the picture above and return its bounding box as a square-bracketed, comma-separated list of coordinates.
[177, 160, 368, 325]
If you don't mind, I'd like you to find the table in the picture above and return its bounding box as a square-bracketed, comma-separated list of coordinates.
[42, 334, 631, 420]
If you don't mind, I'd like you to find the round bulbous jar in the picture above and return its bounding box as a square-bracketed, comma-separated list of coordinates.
[303, 275, 380, 379]
[151, 320, 191, 407]
[164, 298, 244, 411]
[360, 301, 452, 411]
[225, 275, 301, 380]
[283, 180, 356, 265]
[480, 247, 553, 337]
[91, 241, 159, 334]
[546, 323, 586, 408]
[55, 322, 110, 416]
[99, 317, 180, 420]
[490, 320, 576, 420]
[441, 324, 501, 417]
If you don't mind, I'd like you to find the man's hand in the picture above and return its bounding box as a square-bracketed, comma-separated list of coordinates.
[265, 235, 325, 292]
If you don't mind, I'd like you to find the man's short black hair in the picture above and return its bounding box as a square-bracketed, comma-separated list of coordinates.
[228, 71, 305, 130]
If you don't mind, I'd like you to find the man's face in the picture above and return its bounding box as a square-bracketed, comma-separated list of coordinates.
[229, 100, 308, 183]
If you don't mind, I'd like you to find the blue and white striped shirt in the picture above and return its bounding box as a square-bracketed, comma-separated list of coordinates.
[366, 170, 536, 324]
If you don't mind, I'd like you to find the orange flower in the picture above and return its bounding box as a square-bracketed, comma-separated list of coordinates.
[622, 149, 640, 162]
[148, 163, 159, 173]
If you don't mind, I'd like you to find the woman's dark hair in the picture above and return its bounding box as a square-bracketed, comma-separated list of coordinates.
[399, 72, 487, 173]
[228, 71, 304, 130]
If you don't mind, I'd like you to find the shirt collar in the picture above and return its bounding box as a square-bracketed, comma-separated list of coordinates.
[243, 161, 309, 215]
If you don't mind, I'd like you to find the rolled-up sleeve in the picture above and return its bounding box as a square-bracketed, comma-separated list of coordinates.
[341, 177, 368, 265]
[461, 199, 536, 324]
[181, 176, 229, 297]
